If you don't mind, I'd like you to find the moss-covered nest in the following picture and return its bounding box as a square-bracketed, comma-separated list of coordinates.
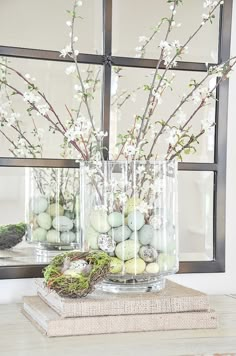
[43, 251, 111, 298]
[0, 223, 26, 249]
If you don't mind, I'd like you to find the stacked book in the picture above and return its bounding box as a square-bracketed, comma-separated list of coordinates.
[22, 279, 217, 337]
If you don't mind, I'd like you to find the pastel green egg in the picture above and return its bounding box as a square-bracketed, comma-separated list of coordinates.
[32, 227, 47, 242]
[129, 231, 139, 241]
[37, 212, 52, 230]
[115, 240, 140, 261]
[47, 203, 64, 217]
[63, 269, 80, 278]
[46, 229, 60, 243]
[150, 229, 164, 250]
[52, 216, 73, 232]
[125, 258, 146, 274]
[108, 212, 123, 228]
[146, 262, 160, 274]
[127, 211, 145, 231]
[86, 226, 99, 249]
[124, 197, 142, 216]
[139, 224, 154, 245]
[109, 225, 131, 243]
[32, 196, 48, 215]
[60, 231, 76, 243]
[109, 257, 124, 274]
[90, 210, 110, 233]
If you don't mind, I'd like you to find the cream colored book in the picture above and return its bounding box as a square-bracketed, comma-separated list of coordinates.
[36, 279, 210, 318]
[22, 296, 218, 337]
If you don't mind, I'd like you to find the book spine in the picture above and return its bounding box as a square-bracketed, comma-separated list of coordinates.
[46, 311, 217, 336]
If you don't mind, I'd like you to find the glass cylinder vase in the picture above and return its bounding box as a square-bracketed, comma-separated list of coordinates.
[80, 160, 178, 292]
[25, 167, 81, 256]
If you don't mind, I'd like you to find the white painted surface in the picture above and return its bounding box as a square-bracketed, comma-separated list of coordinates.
[1, 1, 236, 303]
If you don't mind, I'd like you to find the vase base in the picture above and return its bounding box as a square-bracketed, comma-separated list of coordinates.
[97, 277, 166, 293]
[35, 244, 80, 258]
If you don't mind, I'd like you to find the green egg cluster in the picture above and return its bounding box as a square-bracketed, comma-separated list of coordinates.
[29, 195, 79, 246]
[87, 205, 177, 277]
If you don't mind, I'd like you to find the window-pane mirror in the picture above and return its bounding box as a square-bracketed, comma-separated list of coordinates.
[110, 66, 215, 162]
[0, 167, 49, 266]
[0, 0, 103, 54]
[0, 57, 102, 159]
[178, 171, 214, 261]
[112, 0, 220, 62]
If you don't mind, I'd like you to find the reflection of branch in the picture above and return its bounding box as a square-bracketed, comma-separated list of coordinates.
[0, 62, 66, 133]
[65, 104, 88, 159]
[154, 0, 223, 98]
[138, 18, 167, 58]
[0, 129, 17, 155]
[0, 79, 64, 134]
[70, 1, 98, 141]
[147, 57, 236, 160]
[134, 2, 178, 153]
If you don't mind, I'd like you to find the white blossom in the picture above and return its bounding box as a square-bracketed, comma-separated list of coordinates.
[165, 127, 180, 145]
[23, 92, 40, 104]
[202, 13, 210, 20]
[176, 109, 186, 126]
[139, 36, 148, 43]
[95, 130, 108, 140]
[191, 87, 210, 105]
[65, 65, 76, 75]
[66, 21, 72, 27]
[137, 165, 145, 175]
[137, 201, 149, 214]
[60, 45, 71, 58]
[201, 114, 215, 130]
[37, 128, 44, 139]
[6, 112, 20, 126]
[203, 0, 218, 9]
[74, 84, 81, 92]
[135, 46, 142, 52]
[36, 104, 49, 116]
[118, 192, 128, 204]
[124, 144, 136, 156]
[77, 0, 83, 6]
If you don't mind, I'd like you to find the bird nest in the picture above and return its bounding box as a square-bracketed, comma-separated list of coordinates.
[43, 251, 111, 298]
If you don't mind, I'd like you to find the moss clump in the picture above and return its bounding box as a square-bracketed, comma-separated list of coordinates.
[0, 223, 26, 249]
[43, 251, 111, 298]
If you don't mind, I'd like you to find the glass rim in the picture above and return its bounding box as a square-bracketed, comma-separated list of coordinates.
[80, 159, 177, 164]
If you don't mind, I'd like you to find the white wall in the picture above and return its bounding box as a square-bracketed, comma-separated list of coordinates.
[1, 1, 236, 303]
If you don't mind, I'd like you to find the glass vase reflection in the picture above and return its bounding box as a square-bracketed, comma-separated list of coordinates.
[80, 160, 178, 292]
[25, 168, 80, 256]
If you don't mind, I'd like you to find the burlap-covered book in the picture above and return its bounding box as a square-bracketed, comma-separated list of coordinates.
[22, 296, 218, 337]
[36, 279, 210, 318]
